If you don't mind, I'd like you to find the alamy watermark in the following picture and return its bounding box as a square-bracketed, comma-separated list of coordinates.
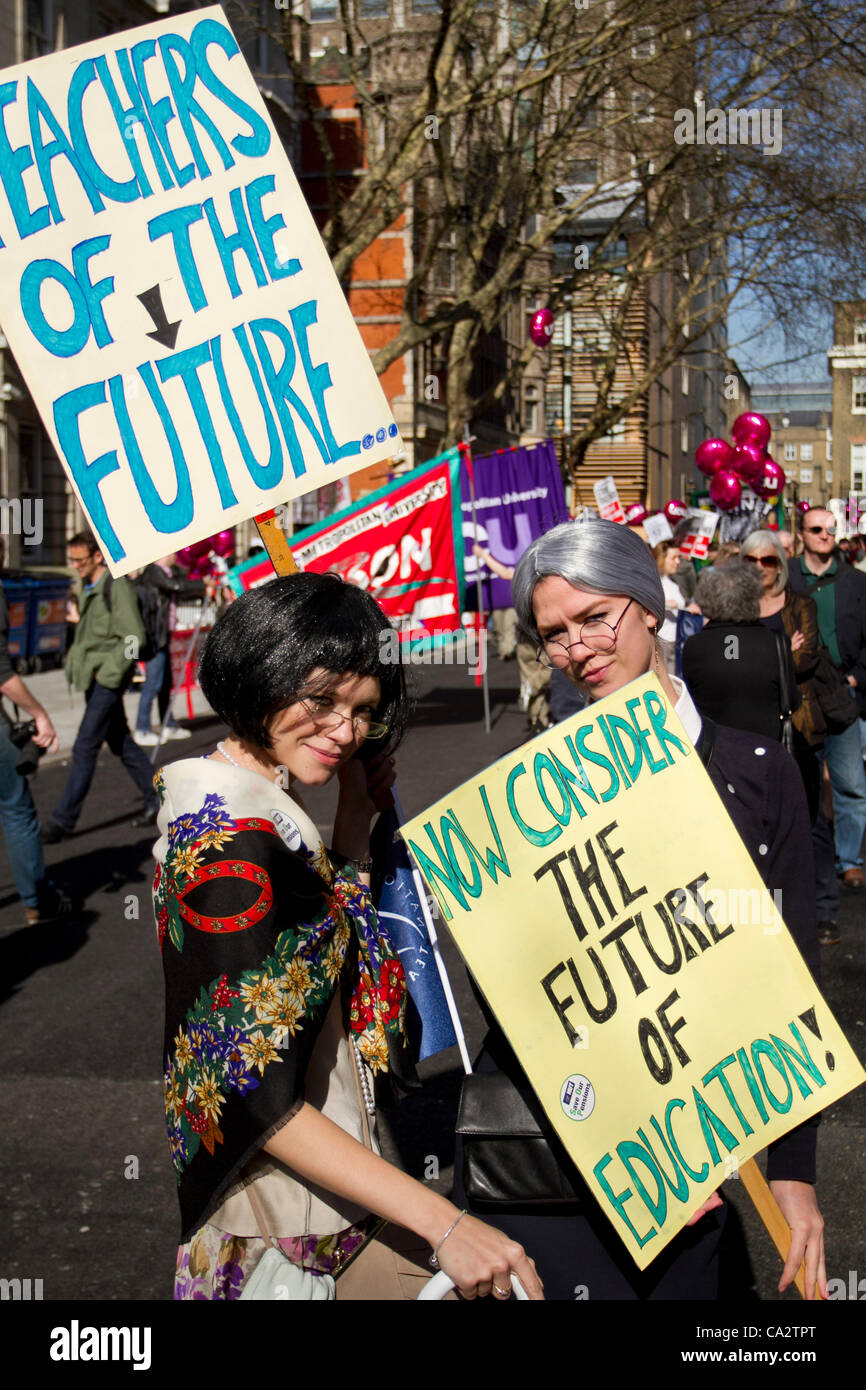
[674, 105, 783, 157]
[0, 497, 42, 546]
[378, 626, 487, 677]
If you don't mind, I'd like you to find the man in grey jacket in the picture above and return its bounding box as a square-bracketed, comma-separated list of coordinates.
[42, 532, 159, 841]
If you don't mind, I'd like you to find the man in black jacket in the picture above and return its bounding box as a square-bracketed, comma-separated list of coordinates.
[133, 555, 213, 746]
[788, 508, 866, 944]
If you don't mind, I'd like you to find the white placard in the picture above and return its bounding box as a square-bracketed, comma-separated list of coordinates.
[0, 7, 401, 574]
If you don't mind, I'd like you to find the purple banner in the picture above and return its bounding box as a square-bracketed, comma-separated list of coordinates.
[461, 440, 569, 610]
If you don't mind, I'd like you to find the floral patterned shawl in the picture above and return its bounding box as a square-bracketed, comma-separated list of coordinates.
[153, 758, 407, 1242]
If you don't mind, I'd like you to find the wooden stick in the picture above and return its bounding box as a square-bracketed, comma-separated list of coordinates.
[738, 1157, 821, 1300]
[254, 506, 298, 575]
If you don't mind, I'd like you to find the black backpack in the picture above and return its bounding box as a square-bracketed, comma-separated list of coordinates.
[102, 574, 160, 662]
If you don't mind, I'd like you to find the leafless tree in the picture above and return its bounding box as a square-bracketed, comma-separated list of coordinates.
[233, 0, 866, 478]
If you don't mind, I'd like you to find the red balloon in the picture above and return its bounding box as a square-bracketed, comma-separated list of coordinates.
[175, 545, 199, 569]
[754, 457, 786, 498]
[732, 412, 771, 450]
[734, 440, 766, 483]
[625, 502, 647, 525]
[211, 529, 235, 559]
[796, 499, 810, 514]
[530, 308, 555, 348]
[709, 470, 742, 511]
[695, 438, 736, 477]
[664, 498, 689, 524]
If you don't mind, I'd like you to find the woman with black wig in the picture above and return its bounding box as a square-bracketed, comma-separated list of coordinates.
[155, 572, 542, 1300]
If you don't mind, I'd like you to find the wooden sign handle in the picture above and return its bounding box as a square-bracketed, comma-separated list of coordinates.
[738, 1157, 822, 1300]
[254, 507, 298, 576]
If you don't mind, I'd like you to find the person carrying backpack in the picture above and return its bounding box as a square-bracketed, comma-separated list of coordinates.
[133, 555, 214, 746]
[42, 531, 161, 841]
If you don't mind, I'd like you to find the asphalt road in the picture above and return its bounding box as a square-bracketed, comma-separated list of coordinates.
[0, 653, 863, 1306]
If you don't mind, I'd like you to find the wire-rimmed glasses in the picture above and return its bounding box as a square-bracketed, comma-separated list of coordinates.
[295, 694, 389, 741]
[535, 598, 634, 669]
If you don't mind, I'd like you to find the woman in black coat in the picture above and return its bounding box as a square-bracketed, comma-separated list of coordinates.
[681, 560, 796, 745]
[452, 518, 825, 1301]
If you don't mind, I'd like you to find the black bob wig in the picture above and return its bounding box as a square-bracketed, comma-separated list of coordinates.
[198, 572, 409, 750]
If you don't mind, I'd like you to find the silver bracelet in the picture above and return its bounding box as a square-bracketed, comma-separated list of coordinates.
[428, 1209, 467, 1269]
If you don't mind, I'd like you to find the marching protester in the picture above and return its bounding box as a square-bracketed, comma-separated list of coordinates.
[683, 560, 798, 745]
[450, 516, 824, 1301]
[653, 540, 684, 673]
[473, 543, 551, 732]
[41, 532, 160, 841]
[788, 507, 866, 944]
[0, 579, 71, 924]
[156, 573, 543, 1301]
[742, 529, 823, 822]
[133, 554, 215, 747]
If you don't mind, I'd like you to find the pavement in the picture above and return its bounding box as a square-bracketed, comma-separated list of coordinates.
[0, 652, 863, 1306]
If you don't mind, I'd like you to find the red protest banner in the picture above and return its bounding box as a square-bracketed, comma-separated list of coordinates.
[278, 451, 466, 634]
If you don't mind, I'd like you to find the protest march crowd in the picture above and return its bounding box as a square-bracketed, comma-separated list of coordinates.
[1, 485, 862, 1303]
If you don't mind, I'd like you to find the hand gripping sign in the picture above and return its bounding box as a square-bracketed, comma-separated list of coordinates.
[401, 674, 864, 1272]
[0, 6, 401, 576]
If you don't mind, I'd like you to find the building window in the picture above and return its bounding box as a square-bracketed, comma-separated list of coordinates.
[564, 158, 598, 186]
[432, 232, 455, 291]
[827, 470, 833, 483]
[800, 469, 813, 484]
[852, 444, 866, 491]
[631, 91, 655, 122]
[681, 363, 689, 395]
[855, 320, 866, 345]
[800, 443, 813, 461]
[601, 418, 626, 443]
[412, 0, 440, 9]
[632, 27, 656, 59]
[783, 442, 797, 462]
[27, 0, 53, 55]
[680, 420, 689, 453]
[311, 1, 338, 19]
[359, 0, 389, 13]
[826, 431, 832, 460]
[545, 387, 563, 434]
[853, 376, 866, 411]
[523, 384, 539, 434]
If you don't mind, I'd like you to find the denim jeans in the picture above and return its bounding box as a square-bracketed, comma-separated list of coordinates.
[825, 692, 866, 871]
[812, 690, 866, 920]
[51, 679, 159, 832]
[0, 720, 46, 908]
[135, 648, 177, 732]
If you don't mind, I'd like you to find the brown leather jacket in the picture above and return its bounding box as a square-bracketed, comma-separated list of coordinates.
[780, 588, 825, 747]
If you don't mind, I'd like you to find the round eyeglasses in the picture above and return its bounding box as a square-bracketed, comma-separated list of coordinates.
[536, 598, 634, 668]
[295, 694, 389, 741]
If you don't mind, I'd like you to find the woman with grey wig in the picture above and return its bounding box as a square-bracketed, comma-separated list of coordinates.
[453, 516, 824, 1302]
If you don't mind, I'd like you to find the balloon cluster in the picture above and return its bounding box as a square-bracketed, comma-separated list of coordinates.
[176, 529, 235, 579]
[625, 498, 689, 528]
[694, 413, 786, 512]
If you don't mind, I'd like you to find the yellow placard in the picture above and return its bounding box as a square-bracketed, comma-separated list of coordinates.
[401, 674, 865, 1269]
[0, 6, 401, 575]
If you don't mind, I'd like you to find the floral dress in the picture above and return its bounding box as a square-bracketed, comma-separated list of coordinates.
[153, 758, 406, 1300]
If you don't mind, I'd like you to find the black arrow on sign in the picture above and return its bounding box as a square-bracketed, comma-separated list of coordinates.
[138, 284, 182, 350]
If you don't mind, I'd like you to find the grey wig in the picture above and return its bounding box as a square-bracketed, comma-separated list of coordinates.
[512, 517, 665, 644]
[693, 559, 762, 623]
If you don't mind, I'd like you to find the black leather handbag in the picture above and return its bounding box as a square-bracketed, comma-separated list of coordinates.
[455, 1072, 584, 1211]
